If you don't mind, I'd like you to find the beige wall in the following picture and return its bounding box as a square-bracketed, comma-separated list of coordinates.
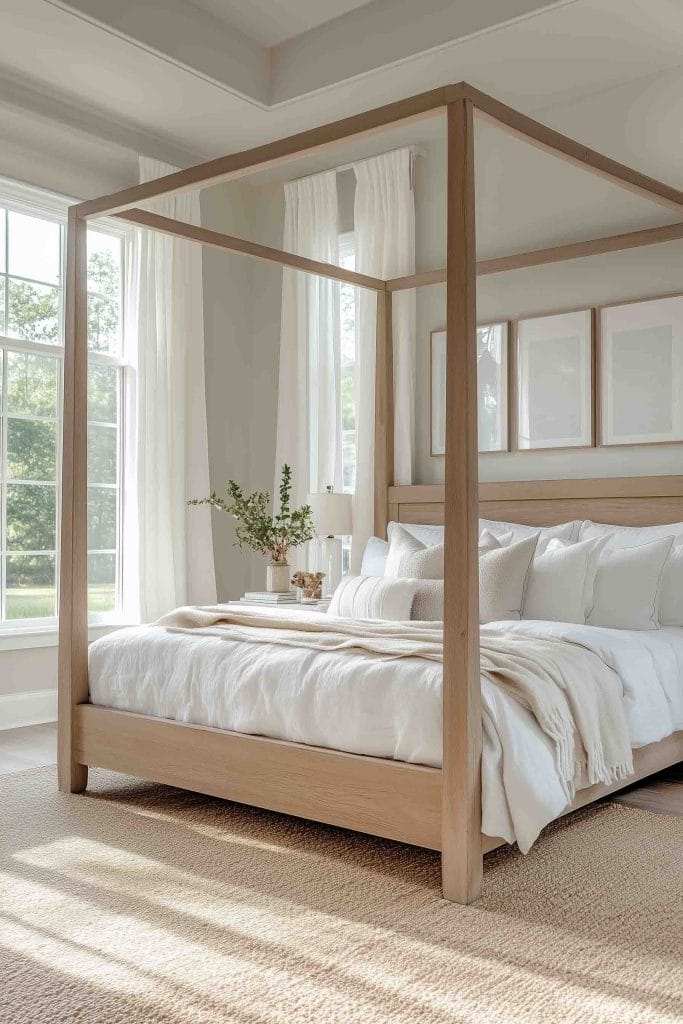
[200, 181, 285, 598]
[413, 134, 683, 486]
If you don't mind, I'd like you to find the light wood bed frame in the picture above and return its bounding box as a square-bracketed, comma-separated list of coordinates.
[59, 82, 683, 904]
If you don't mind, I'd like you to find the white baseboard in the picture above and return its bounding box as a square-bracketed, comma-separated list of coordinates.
[0, 689, 57, 730]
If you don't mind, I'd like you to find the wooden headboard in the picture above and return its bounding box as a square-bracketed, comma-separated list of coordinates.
[388, 476, 683, 529]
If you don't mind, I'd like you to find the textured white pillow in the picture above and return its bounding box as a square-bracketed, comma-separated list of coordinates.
[478, 528, 513, 554]
[479, 534, 538, 623]
[522, 536, 608, 623]
[384, 524, 444, 579]
[579, 520, 683, 626]
[587, 536, 675, 630]
[480, 518, 579, 555]
[360, 536, 389, 576]
[328, 575, 418, 620]
[411, 580, 444, 621]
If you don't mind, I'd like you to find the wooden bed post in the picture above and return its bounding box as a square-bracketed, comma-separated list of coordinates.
[374, 288, 394, 538]
[441, 97, 482, 904]
[58, 207, 89, 794]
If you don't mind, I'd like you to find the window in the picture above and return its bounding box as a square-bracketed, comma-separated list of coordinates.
[0, 186, 125, 627]
[339, 231, 356, 493]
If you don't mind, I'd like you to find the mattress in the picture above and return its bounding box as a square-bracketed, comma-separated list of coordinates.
[88, 613, 683, 852]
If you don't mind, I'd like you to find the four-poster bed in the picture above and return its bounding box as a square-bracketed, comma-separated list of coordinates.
[59, 82, 683, 905]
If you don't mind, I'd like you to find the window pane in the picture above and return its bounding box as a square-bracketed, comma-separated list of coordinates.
[88, 294, 120, 354]
[7, 419, 56, 481]
[88, 552, 116, 613]
[8, 211, 60, 285]
[88, 361, 117, 422]
[0, 207, 5, 273]
[6, 484, 56, 551]
[7, 352, 59, 417]
[87, 231, 121, 296]
[8, 278, 59, 343]
[342, 431, 356, 491]
[0, 278, 5, 336]
[88, 424, 117, 484]
[6, 554, 56, 620]
[88, 487, 117, 549]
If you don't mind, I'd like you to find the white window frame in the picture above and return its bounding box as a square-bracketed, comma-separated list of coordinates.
[0, 177, 131, 644]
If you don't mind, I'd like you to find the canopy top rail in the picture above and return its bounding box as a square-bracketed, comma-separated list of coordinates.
[114, 208, 386, 291]
[74, 82, 683, 222]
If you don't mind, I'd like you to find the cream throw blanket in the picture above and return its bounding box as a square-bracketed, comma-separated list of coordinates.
[157, 606, 634, 799]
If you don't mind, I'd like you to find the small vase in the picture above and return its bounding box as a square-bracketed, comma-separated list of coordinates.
[266, 562, 290, 593]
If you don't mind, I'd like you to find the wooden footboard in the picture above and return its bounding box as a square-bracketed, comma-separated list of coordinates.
[74, 704, 444, 850]
[73, 705, 681, 857]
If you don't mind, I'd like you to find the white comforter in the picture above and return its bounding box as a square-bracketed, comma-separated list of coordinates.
[88, 613, 683, 852]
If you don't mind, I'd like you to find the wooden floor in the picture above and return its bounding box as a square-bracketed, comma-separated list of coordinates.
[0, 721, 680, 816]
[0, 722, 58, 774]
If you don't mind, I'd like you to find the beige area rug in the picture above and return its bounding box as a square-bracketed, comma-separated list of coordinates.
[1, 768, 681, 1024]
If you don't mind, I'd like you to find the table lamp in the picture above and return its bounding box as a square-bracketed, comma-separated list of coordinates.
[307, 486, 353, 598]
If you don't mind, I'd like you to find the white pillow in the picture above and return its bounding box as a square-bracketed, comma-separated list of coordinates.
[479, 534, 538, 624]
[480, 518, 579, 555]
[411, 580, 443, 621]
[478, 528, 513, 554]
[388, 521, 444, 547]
[328, 575, 418, 620]
[391, 519, 580, 556]
[522, 536, 608, 624]
[384, 524, 444, 579]
[587, 536, 675, 630]
[660, 547, 683, 627]
[579, 520, 683, 626]
[360, 536, 389, 576]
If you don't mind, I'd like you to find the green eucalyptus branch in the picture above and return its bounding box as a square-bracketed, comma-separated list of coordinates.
[189, 464, 315, 563]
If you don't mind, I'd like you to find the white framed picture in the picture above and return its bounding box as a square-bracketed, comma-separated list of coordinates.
[516, 309, 593, 450]
[600, 294, 683, 446]
[430, 322, 508, 456]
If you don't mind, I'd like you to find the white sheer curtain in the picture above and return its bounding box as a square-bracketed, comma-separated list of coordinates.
[351, 148, 416, 568]
[127, 157, 216, 621]
[274, 170, 342, 569]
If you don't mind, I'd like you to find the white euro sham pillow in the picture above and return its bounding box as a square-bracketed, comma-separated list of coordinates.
[478, 528, 513, 554]
[579, 520, 683, 626]
[480, 518, 579, 555]
[522, 535, 608, 623]
[479, 534, 538, 623]
[587, 536, 675, 630]
[384, 523, 444, 579]
[388, 521, 445, 547]
[328, 575, 418, 620]
[360, 536, 389, 576]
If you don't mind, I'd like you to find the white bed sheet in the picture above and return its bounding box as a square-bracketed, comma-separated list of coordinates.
[88, 613, 683, 853]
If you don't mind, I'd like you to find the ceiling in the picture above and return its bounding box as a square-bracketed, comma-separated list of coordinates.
[0, 0, 682, 200]
[186, 0, 376, 47]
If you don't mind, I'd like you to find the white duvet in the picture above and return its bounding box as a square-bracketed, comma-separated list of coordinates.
[88, 613, 683, 852]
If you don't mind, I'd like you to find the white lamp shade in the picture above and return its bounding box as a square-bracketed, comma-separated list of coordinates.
[307, 490, 353, 536]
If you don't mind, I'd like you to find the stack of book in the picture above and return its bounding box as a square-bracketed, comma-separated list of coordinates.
[239, 591, 297, 605]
